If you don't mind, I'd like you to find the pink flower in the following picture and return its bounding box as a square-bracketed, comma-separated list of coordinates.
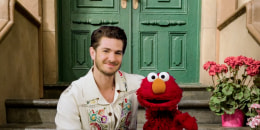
[247, 65, 260, 76]
[220, 64, 228, 73]
[203, 61, 216, 70]
[208, 65, 217, 76]
[250, 104, 260, 109]
[206, 64, 228, 76]
[224, 56, 236, 68]
[254, 61, 260, 66]
[216, 64, 223, 73]
[250, 104, 260, 115]
[244, 57, 256, 66]
[247, 115, 260, 128]
[234, 55, 246, 66]
[204, 56, 260, 86]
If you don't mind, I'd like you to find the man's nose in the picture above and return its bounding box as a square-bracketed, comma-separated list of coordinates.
[108, 53, 116, 61]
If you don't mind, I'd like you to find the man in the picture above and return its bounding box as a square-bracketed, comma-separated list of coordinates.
[55, 26, 144, 129]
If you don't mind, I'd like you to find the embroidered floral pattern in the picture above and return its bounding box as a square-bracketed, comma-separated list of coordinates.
[101, 116, 107, 123]
[84, 71, 135, 129]
[90, 113, 97, 121]
[88, 108, 108, 129]
[90, 123, 101, 130]
[118, 98, 132, 129]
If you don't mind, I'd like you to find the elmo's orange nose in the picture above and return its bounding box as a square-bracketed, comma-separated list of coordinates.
[152, 78, 166, 94]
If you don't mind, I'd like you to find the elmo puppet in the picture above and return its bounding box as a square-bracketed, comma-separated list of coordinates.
[137, 72, 198, 130]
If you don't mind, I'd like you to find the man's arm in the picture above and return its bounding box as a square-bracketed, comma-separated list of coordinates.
[55, 88, 81, 129]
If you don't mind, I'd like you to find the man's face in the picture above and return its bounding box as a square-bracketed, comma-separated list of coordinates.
[90, 37, 124, 76]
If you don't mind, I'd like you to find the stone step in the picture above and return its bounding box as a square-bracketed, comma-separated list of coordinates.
[43, 83, 212, 100]
[138, 124, 250, 130]
[0, 123, 250, 130]
[5, 99, 217, 124]
[5, 99, 57, 123]
[138, 99, 221, 124]
[2, 85, 250, 129]
[43, 83, 69, 99]
[180, 84, 211, 100]
[0, 123, 56, 130]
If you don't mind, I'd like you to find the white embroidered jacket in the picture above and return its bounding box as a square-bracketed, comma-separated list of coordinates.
[55, 68, 144, 130]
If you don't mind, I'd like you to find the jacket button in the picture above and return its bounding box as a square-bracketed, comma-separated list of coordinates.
[108, 112, 112, 116]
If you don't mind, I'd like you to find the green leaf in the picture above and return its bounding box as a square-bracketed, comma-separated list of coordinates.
[222, 85, 233, 96]
[221, 106, 235, 115]
[209, 99, 221, 112]
[235, 84, 241, 88]
[234, 91, 243, 100]
[206, 86, 214, 92]
[210, 96, 221, 103]
[226, 99, 238, 109]
[243, 88, 250, 99]
[216, 111, 225, 116]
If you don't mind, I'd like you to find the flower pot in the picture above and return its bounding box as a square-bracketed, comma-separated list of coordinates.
[221, 109, 244, 127]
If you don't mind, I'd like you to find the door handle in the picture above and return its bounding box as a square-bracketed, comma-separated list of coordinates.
[121, 0, 127, 9]
[133, 0, 138, 9]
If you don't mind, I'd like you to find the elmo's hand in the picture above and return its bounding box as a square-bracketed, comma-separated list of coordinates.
[174, 112, 198, 130]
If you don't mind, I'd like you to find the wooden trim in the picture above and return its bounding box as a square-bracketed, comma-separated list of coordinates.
[15, 1, 41, 27]
[217, 5, 246, 30]
[15, 0, 43, 98]
[0, 0, 15, 42]
[217, 1, 260, 44]
[235, 0, 238, 9]
[0, 0, 43, 98]
[38, 0, 43, 98]
[0, 0, 43, 42]
[246, 1, 260, 44]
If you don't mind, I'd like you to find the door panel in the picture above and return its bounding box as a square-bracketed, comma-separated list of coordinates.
[58, 0, 200, 83]
[142, 0, 187, 13]
[59, 0, 131, 82]
[132, 0, 200, 83]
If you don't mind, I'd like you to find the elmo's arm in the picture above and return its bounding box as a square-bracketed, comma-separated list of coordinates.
[173, 112, 198, 130]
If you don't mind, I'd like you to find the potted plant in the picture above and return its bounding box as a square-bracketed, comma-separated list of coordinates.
[203, 55, 260, 127]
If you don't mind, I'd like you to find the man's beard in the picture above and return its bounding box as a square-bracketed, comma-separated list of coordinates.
[95, 60, 121, 76]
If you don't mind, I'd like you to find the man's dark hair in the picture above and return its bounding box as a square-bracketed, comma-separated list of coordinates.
[91, 26, 127, 54]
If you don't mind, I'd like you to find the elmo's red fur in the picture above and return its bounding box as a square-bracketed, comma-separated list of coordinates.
[137, 72, 198, 130]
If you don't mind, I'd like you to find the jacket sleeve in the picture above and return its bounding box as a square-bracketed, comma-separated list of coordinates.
[125, 73, 145, 130]
[55, 86, 82, 129]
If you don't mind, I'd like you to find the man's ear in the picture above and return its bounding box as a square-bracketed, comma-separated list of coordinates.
[89, 47, 96, 60]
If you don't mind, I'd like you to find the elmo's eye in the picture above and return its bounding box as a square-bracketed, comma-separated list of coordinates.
[147, 72, 158, 82]
[159, 72, 170, 81]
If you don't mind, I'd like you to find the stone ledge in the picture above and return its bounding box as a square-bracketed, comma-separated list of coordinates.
[6, 99, 210, 109]
[198, 124, 250, 130]
[0, 123, 55, 130]
[0, 123, 250, 130]
[179, 99, 209, 108]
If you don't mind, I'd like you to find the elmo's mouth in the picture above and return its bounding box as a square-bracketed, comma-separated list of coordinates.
[146, 99, 170, 104]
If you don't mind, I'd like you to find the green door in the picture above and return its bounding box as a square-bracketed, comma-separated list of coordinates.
[58, 0, 200, 83]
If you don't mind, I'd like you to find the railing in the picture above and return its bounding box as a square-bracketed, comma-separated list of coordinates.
[246, 0, 260, 45]
[0, 0, 15, 42]
[218, 0, 260, 45]
[0, 0, 41, 42]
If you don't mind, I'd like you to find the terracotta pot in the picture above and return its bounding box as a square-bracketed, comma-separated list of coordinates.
[221, 109, 244, 127]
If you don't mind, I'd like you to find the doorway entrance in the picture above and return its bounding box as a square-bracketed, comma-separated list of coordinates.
[58, 0, 201, 83]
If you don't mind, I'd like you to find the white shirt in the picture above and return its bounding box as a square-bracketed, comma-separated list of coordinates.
[55, 68, 144, 130]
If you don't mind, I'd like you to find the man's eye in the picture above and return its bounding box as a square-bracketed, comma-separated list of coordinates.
[116, 52, 122, 55]
[103, 50, 109, 53]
